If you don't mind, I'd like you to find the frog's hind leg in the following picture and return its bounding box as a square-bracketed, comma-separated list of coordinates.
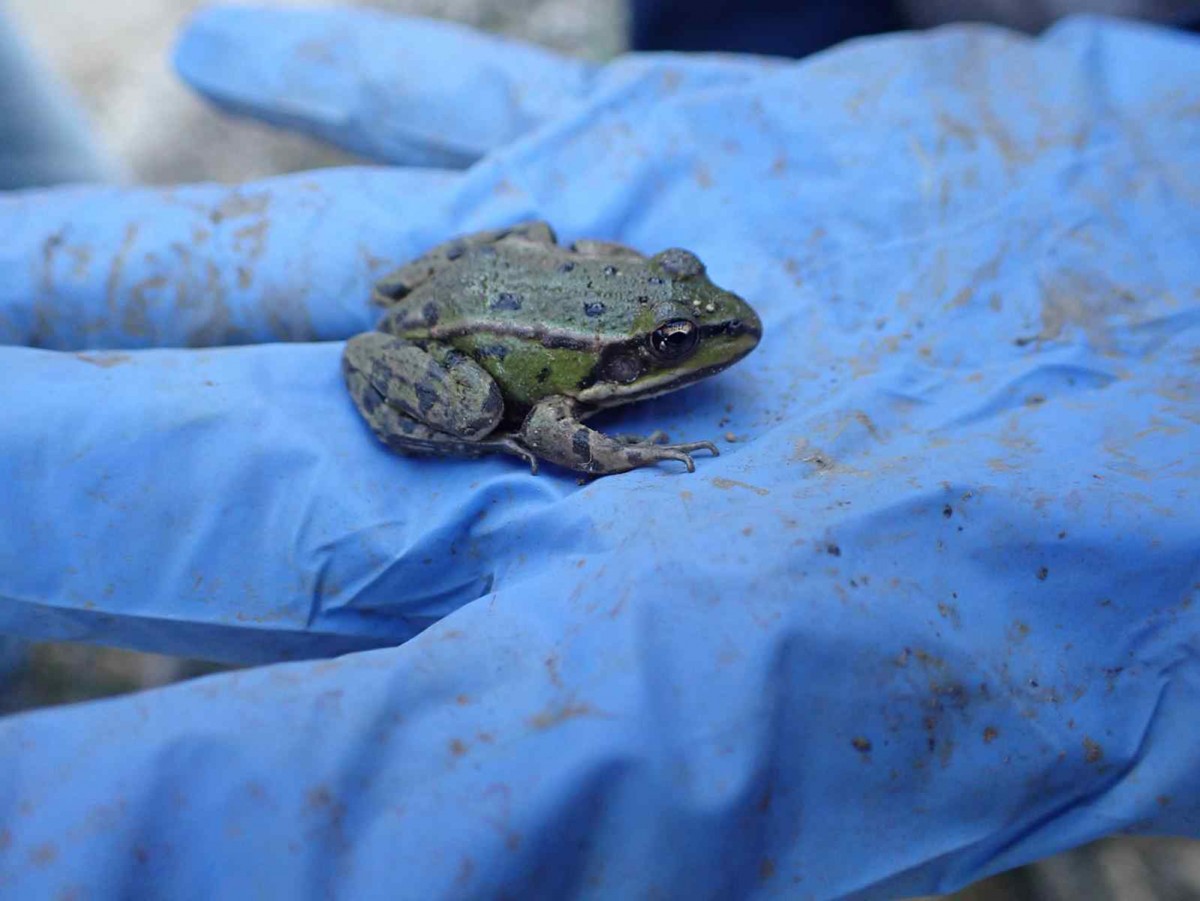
[344, 332, 502, 438]
[343, 333, 538, 471]
[375, 221, 559, 303]
[344, 374, 538, 470]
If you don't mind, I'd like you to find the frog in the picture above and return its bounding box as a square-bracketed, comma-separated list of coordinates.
[342, 221, 763, 475]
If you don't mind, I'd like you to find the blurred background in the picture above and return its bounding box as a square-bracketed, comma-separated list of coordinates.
[3, 0, 1199, 897]
[4, 0, 626, 185]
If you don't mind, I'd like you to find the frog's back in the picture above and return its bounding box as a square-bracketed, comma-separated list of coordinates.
[439, 243, 662, 329]
[383, 231, 689, 325]
[379, 241, 672, 414]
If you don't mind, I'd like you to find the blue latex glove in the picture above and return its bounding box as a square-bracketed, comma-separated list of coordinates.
[2, 6, 1198, 897]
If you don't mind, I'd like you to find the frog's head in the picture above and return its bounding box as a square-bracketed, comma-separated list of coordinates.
[577, 249, 763, 407]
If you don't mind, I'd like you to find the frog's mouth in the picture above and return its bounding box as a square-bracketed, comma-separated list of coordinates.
[577, 315, 762, 408]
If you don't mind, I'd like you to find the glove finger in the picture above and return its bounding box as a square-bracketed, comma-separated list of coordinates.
[173, 4, 595, 168]
[0, 166, 467, 350]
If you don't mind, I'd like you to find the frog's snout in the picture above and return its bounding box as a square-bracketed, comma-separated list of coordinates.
[723, 300, 763, 352]
[733, 307, 763, 342]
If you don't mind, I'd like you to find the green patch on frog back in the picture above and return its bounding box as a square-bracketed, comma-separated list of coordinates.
[450, 331, 600, 413]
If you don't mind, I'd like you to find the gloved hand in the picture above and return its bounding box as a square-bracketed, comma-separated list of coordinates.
[1, 6, 1198, 897]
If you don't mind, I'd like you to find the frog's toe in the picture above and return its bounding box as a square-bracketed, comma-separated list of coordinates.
[643, 441, 720, 473]
[655, 449, 697, 473]
[669, 441, 720, 458]
[479, 436, 540, 474]
[517, 450, 540, 475]
[607, 439, 719, 473]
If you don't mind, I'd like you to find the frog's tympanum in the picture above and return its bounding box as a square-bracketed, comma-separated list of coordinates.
[342, 222, 763, 475]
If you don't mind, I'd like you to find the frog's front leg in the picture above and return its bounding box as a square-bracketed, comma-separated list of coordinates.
[342, 333, 538, 470]
[518, 397, 718, 475]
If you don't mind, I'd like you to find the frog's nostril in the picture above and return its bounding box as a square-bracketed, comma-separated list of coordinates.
[741, 309, 764, 341]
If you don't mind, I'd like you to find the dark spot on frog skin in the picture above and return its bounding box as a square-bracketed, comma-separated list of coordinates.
[535, 366, 551, 384]
[382, 417, 423, 449]
[657, 249, 705, 278]
[490, 292, 523, 311]
[558, 261, 576, 273]
[444, 241, 467, 260]
[415, 382, 439, 416]
[851, 737, 872, 753]
[943, 504, 953, 518]
[572, 428, 591, 461]
[476, 345, 509, 360]
[584, 301, 606, 317]
[627, 451, 644, 464]
[481, 389, 503, 418]
[1036, 566, 1049, 581]
[603, 265, 618, 277]
[647, 276, 664, 285]
[359, 385, 383, 416]
[637, 295, 650, 304]
[378, 281, 411, 301]
[422, 302, 440, 325]
[826, 543, 842, 557]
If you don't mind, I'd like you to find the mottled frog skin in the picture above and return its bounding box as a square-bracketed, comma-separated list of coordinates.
[342, 222, 762, 475]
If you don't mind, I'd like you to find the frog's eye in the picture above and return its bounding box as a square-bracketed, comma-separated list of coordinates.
[649, 319, 698, 361]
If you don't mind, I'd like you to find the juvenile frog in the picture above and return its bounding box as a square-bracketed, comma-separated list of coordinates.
[343, 222, 762, 475]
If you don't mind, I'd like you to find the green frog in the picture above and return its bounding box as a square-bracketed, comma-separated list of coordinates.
[342, 221, 762, 475]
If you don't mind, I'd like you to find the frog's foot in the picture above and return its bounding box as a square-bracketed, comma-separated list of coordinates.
[648, 440, 719, 459]
[615, 439, 720, 472]
[520, 397, 719, 475]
